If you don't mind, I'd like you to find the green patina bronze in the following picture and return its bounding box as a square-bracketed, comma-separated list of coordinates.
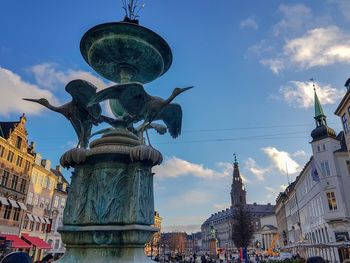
[80, 22, 172, 84]
[27, 1, 192, 262]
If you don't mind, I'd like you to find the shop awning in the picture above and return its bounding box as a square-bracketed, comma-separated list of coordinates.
[17, 202, 27, 210]
[21, 234, 52, 249]
[0, 234, 31, 249]
[8, 199, 19, 208]
[32, 215, 40, 222]
[0, 197, 9, 206]
[38, 216, 46, 224]
[44, 218, 50, 224]
[26, 214, 34, 221]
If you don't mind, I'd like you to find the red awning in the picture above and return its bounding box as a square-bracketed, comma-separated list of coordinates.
[0, 234, 31, 249]
[21, 234, 52, 249]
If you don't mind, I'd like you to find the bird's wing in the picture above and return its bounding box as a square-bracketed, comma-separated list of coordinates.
[155, 103, 183, 138]
[89, 82, 148, 116]
[65, 79, 102, 119]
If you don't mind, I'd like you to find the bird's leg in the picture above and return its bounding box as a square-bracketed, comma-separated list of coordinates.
[138, 121, 150, 144]
[145, 129, 152, 147]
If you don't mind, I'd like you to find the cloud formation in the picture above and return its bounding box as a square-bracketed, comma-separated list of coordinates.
[0, 67, 58, 116]
[284, 26, 350, 68]
[30, 63, 109, 90]
[244, 157, 269, 181]
[262, 147, 301, 174]
[240, 17, 259, 30]
[279, 80, 343, 108]
[153, 157, 231, 179]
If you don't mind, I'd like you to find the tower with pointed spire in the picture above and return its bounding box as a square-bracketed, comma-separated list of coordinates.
[311, 88, 337, 142]
[230, 154, 246, 207]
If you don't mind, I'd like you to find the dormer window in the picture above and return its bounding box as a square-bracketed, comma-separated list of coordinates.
[16, 136, 22, 149]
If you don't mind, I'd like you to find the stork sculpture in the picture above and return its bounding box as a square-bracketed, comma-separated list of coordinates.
[23, 79, 102, 148]
[88, 82, 193, 144]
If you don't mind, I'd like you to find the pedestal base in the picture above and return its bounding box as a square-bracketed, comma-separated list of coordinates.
[57, 225, 157, 263]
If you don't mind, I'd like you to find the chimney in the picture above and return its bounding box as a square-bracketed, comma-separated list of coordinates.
[55, 165, 61, 172]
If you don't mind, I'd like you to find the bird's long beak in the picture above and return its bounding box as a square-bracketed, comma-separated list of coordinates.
[23, 98, 40, 103]
[181, 86, 194, 92]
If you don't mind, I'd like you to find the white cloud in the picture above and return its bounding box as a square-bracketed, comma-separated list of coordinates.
[293, 150, 307, 158]
[244, 157, 269, 181]
[153, 157, 231, 179]
[240, 17, 259, 30]
[284, 26, 350, 68]
[0, 67, 58, 117]
[272, 4, 312, 36]
[260, 58, 285, 74]
[262, 147, 300, 174]
[279, 80, 343, 108]
[30, 63, 109, 90]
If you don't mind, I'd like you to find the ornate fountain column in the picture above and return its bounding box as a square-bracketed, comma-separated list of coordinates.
[57, 15, 174, 263]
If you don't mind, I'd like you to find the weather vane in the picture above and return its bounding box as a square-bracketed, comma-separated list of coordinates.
[121, 0, 145, 23]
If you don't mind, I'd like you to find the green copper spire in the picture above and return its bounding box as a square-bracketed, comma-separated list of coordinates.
[314, 89, 325, 118]
[314, 88, 327, 127]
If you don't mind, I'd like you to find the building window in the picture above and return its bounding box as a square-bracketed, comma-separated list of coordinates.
[0, 146, 4, 158]
[27, 192, 33, 205]
[35, 222, 40, 231]
[317, 145, 321, 152]
[16, 156, 23, 167]
[6, 151, 14, 163]
[19, 179, 27, 193]
[322, 144, 326, 151]
[45, 199, 50, 210]
[54, 240, 60, 249]
[54, 196, 59, 208]
[22, 218, 28, 229]
[60, 197, 66, 209]
[41, 223, 46, 232]
[343, 114, 349, 133]
[15, 136, 22, 149]
[326, 192, 338, 210]
[347, 160, 350, 176]
[3, 206, 11, 220]
[12, 208, 20, 221]
[33, 195, 39, 206]
[320, 161, 331, 176]
[1, 171, 9, 187]
[24, 161, 30, 172]
[39, 197, 45, 208]
[11, 175, 18, 190]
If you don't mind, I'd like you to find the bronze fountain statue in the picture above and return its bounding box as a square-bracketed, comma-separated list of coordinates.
[23, 1, 192, 262]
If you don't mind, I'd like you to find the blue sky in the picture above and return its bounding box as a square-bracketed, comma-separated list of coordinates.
[1, 0, 350, 232]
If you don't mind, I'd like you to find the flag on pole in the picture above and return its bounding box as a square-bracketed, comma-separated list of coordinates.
[311, 160, 321, 182]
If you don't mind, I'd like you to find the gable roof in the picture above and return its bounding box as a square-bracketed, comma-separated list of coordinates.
[0, 121, 19, 139]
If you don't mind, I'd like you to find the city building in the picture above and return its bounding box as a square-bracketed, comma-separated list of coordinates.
[46, 165, 69, 257]
[145, 211, 163, 257]
[335, 78, 350, 151]
[21, 153, 56, 260]
[201, 156, 275, 252]
[277, 89, 350, 262]
[260, 214, 279, 251]
[0, 114, 34, 235]
[275, 192, 288, 247]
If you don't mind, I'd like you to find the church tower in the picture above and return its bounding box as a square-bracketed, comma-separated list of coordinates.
[230, 154, 246, 207]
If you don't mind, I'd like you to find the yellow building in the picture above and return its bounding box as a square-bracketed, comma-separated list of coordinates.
[145, 211, 163, 257]
[0, 114, 35, 235]
[21, 153, 57, 261]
